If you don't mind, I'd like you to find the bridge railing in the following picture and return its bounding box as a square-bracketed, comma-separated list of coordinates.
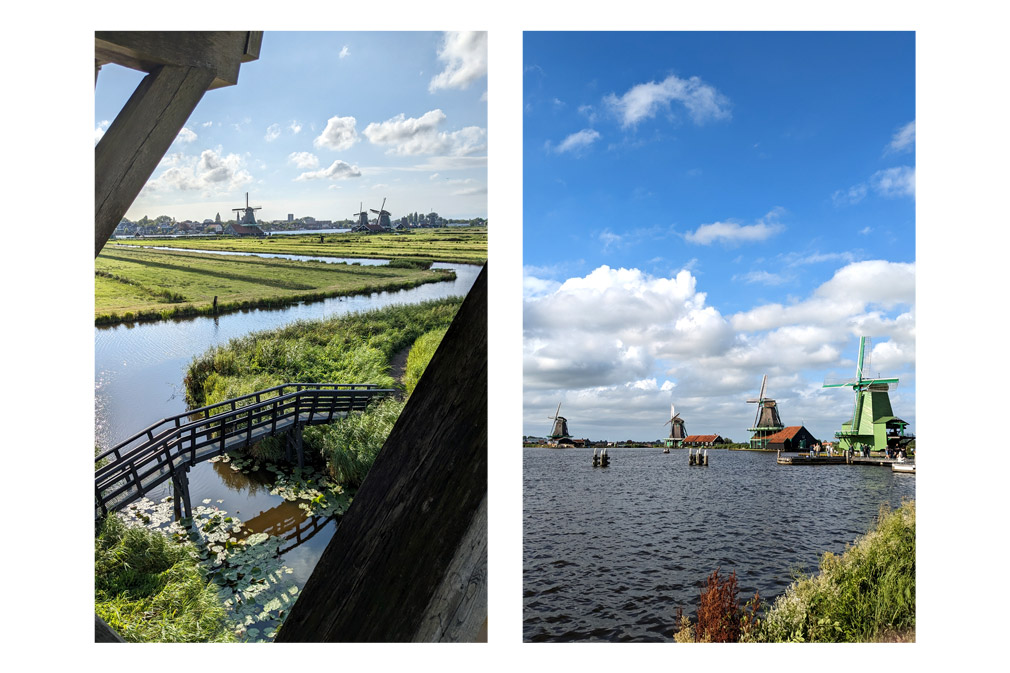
[95, 383, 394, 516]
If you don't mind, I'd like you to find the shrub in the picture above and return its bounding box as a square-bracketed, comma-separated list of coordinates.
[751, 500, 915, 642]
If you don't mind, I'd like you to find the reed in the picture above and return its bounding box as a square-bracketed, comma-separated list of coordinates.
[95, 515, 235, 642]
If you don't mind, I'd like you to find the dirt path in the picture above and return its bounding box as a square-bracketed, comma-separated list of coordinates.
[389, 346, 410, 385]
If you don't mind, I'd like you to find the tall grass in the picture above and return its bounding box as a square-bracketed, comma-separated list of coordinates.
[303, 397, 406, 488]
[749, 500, 915, 642]
[403, 327, 448, 395]
[184, 297, 462, 407]
[95, 515, 235, 642]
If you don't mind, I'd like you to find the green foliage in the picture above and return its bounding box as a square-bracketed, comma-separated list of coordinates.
[751, 500, 915, 642]
[94, 515, 235, 642]
[403, 327, 449, 395]
[304, 397, 406, 488]
[184, 298, 461, 407]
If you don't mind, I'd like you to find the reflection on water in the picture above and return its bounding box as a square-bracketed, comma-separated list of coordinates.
[96, 262, 481, 592]
[523, 447, 916, 642]
[113, 244, 389, 266]
[95, 263, 479, 450]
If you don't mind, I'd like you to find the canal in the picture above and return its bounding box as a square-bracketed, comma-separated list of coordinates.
[95, 261, 481, 592]
[523, 446, 915, 642]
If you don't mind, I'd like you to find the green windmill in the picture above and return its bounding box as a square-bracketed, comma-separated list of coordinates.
[823, 336, 914, 455]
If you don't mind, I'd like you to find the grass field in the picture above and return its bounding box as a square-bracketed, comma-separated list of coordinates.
[111, 226, 488, 264]
[95, 245, 456, 325]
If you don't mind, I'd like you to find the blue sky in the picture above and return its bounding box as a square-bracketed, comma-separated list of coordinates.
[523, 32, 915, 443]
[95, 31, 487, 223]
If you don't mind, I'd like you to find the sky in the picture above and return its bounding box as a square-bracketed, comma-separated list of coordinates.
[523, 32, 915, 443]
[94, 31, 487, 223]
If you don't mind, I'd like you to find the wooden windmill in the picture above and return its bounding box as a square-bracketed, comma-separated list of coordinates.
[664, 403, 687, 448]
[352, 202, 369, 230]
[232, 192, 261, 224]
[370, 197, 392, 229]
[747, 374, 785, 449]
[547, 403, 571, 444]
[823, 336, 913, 454]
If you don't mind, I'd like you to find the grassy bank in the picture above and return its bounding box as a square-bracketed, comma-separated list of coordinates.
[111, 226, 488, 264]
[95, 514, 236, 642]
[95, 246, 455, 325]
[184, 297, 461, 407]
[674, 500, 915, 642]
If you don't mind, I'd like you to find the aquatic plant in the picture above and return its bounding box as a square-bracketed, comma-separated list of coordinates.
[95, 514, 235, 642]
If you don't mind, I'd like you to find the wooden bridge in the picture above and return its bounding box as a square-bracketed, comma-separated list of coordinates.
[94, 383, 394, 519]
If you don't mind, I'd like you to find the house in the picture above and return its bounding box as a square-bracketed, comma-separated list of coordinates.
[224, 223, 266, 237]
[682, 434, 725, 447]
[762, 426, 819, 453]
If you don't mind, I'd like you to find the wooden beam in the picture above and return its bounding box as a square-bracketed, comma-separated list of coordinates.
[95, 31, 261, 89]
[95, 614, 125, 642]
[95, 64, 215, 257]
[277, 263, 488, 642]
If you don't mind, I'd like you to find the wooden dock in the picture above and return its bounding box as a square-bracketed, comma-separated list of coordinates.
[777, 452, 911, 467]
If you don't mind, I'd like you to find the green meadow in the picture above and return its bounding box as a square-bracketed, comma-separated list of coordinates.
[112, 226, 488, 264]
[95, 245, 456, 325]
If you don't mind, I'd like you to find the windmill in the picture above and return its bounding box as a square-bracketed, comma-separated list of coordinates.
[352, 202, 369, 230]
[231, 192, 262, 225]
[823, 336, 913, 455]
[747, 374, 785, 449]
[663, 403, 687, 449]
[547, 403, 571, 444]
[370, 197, 392, 230]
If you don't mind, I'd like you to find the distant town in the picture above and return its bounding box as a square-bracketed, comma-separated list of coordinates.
[112, 193, 487, 238]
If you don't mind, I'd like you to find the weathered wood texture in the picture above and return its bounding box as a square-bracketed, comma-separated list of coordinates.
[95, 614, 125, 642]
[95, 65, 214, 257]
[95, 31, 261, 89]
[277, 263, 488, 642]
[94, 32, 261, 257]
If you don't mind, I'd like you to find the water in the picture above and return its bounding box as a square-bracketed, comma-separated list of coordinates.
[95, 262, 480, 587]
[111, 244, 389, 266]
[523, 447, 915, 642]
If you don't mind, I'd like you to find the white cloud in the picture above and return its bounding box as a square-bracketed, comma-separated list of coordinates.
[739, 270, 788, 286]
[429, 31, 487, 92]
[885, 120, 915, 154]
[553, 128, 601, 154]
[264, 124, 281, 142]
[524, 259, 916, 441]
[295, 160, 361, 181]
[832, 183, 868, 206]
[604, 73, 730, 127]
[95, 120, 110, 144]
[201, 121, 213, 128]
[871, 166, 915, 198]
[429, 173, 440, 180]
[363, 109, 486, 156]
[684, 208, 785, 245]
[314, 116, 359, 151]
[144, 148, 252, 194]
[287, 151, 319, 169]
[339, 45, 349, 59]
[289, 120, 302, 134]
[175, 127, 197, 144]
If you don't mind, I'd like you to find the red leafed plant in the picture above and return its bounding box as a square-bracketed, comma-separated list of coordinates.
[676, 568, 762, 642]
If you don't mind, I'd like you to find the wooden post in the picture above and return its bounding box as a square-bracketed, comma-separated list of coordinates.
[96, 65, 216, 256]
[277, 263, 487, 642]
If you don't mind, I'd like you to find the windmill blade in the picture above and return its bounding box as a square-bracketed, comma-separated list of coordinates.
[555, 402, 562, 419]
[758, 374, 767, 401]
